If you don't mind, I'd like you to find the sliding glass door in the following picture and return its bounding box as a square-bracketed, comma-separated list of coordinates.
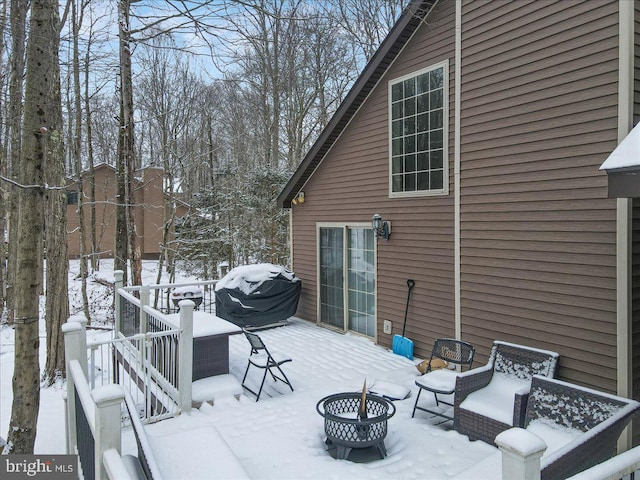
[319, 225, 376, 337]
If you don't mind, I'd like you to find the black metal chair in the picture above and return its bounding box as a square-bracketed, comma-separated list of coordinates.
[412, 338, 475, 421]
[241, 329, 293, 401]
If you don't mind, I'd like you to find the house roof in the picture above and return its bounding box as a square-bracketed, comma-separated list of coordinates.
[599, 122, 640, 198]
[277, 0, 437, 208]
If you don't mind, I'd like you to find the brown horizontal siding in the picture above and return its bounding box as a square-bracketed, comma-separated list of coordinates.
[290, 0, 457, 359]
[459, 0, 619, 391]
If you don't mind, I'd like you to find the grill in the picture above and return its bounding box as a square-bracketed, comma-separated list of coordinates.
[316, 392, 395, 461]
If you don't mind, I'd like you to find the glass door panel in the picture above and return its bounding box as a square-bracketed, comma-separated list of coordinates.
[319, 227, 344, 328]
[347, 228, 375, 336]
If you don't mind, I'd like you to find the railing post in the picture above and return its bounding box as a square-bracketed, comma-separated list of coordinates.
[62, 321, 84, 455]
[178, 300, 194, 414]
[140, 285, 150, 334]
[495, 428, 547, 480]
[68, 314, 89, 376]
[114, 270, 124, 335]
[92, 384, 125, 480]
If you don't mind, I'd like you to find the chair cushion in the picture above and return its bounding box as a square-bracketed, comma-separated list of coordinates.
[525, 419, 582, 458]
[416, 369, 458, 394]
[459, 373, 529, 425]
[249, 351, 291, 367]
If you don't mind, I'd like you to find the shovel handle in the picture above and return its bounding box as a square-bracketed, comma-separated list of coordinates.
[407, 279, 415, 289]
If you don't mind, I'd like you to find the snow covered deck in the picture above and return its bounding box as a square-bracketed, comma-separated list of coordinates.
[121, 318, 497, 479]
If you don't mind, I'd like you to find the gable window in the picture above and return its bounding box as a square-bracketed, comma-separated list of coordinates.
[389, 60, 448, 196]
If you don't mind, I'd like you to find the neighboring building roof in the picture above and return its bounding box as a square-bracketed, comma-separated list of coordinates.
[277, 0, 437, 208]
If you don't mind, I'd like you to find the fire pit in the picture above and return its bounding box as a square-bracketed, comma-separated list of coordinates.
[316, 392, 395, 461]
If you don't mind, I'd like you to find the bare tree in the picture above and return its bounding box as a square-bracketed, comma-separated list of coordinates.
[115, 0, 230, 285]
[325, 0, 407, 61]
[0, 0, 8, 312]
[4, 0, 28, 326]
[116, 0, 137, 284]
[5, 0, 63, 453]
[43, 7, 69, 383]
[136, 38, 201, 284]
[69, 0, 91, 322]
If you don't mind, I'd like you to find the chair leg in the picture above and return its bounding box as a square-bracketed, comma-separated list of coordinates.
[412, 388, 423, 418]
[276, 366, 294, 392]
[255, 369, 269, 402]
[242, 361, 251, 386]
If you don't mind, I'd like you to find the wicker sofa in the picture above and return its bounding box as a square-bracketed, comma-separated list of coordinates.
[452, 375, 640, 480]
[526, 375, 640, 479]
[454, 341, 559, 445]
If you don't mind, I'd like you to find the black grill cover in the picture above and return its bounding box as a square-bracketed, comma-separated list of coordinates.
[215, 264, 302, 327]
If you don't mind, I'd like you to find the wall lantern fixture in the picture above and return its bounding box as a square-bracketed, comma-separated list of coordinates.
[372, 213, 391, 240]
[292, 191, 305, 205]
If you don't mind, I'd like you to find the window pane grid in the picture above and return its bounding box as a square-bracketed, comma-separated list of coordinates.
[390, 65, 446, 193]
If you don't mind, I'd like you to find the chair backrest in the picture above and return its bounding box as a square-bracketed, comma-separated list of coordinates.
[430, 338, 475, 368]
[243, 330, 267, 352]
[490, 341, 559, 381]
[524, 375, 639, 432]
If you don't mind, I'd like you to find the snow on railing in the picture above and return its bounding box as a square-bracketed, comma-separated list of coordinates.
[495, 429, 640, 480]
[565, 445, 640, 480]
[119, 272, 218, 315]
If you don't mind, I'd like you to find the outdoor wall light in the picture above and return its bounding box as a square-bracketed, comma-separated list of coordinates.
[292, 191, 305, 205]
[372, 213, 391, 240]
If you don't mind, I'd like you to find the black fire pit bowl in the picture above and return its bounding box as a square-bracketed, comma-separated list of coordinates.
[316, 392, 396, 461]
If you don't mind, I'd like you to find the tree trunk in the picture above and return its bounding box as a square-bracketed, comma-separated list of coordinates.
[43, 0, 68, 382]
[115, 0, 133, 284]
[5, 0, 60, 454]
[71, 0, 91, 324]
[5, 0, 28, 326]
[84, 24, 98, 272]
[0, 0, 7, 311]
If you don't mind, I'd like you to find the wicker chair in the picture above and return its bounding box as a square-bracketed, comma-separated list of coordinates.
[526, 375, 640, 479]
[453, 341, 559, 445]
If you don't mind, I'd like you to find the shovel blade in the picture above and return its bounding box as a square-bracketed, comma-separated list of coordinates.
[392, 334, 414, 360]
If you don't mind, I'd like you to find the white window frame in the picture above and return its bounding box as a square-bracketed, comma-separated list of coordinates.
[388, 59, 449, 198]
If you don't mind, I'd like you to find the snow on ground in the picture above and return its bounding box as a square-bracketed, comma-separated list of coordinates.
[1, 260, 498, 479]
[140, 319, 497, 479]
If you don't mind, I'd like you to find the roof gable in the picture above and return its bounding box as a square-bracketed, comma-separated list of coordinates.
[277, 0, 437, 208]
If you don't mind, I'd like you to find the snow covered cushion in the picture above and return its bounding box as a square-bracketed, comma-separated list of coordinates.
[368, 380, 411, 400]
[459, 373, 529, 425]
[415, 369, 458, 393]
[192, 374, 243, 402]
[525, 418, 582, 458]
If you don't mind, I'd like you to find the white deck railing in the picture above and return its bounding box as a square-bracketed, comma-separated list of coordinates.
[63, 322, 126, 480]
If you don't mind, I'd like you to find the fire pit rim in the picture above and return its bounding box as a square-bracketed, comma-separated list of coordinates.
[315, 392, 396, 425]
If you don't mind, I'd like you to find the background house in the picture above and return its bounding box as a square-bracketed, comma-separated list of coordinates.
[278, 0, 640, 443]
[66, 164, 188, 260]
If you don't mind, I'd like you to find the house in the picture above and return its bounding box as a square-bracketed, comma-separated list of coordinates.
[278, 0, 640, 443]
[66, 164, 188, 260]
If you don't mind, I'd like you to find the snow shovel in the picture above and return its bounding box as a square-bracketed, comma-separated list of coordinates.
[392, 279, 415, 360]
